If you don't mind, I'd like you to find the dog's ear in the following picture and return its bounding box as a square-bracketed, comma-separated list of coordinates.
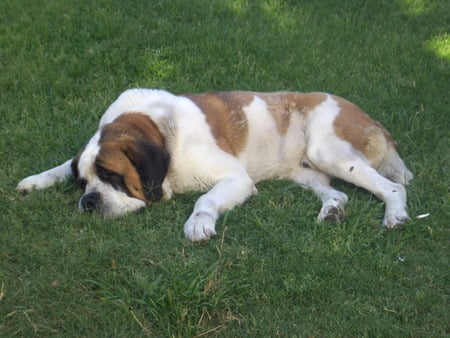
[71, 146, 86, 189]
[123, 140, 170, 202]
[71, 156, 79, 180]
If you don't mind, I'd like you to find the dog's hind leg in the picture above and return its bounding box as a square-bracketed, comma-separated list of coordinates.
[17, 159, 73, 192]
[306, 144, 409, 228]
[290, 167, 348, 223]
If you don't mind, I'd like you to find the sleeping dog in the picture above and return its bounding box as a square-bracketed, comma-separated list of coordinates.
[17, 89, 413, 241]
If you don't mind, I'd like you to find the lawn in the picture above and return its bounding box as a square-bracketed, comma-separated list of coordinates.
[1, 0, 449, 336]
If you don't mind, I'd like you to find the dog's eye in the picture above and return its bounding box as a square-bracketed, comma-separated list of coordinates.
[98, 167, 116, 178]
[96, 165, 127, 192]
[97, 166, 118, 180]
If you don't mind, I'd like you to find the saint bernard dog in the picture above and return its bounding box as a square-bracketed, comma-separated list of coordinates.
[17, 89, 413, 241]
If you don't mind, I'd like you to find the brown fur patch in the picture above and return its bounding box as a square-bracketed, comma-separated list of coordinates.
[333, 96, 396, 167]
[101, 113, 165, 147]
[96, 142, 146, 200]
[291, 92, 329, 113]
[259, 93, 292, 134]
[183, 92, 251, 155]
[96, 113, 166, 201]
[260, 92, 327, 134]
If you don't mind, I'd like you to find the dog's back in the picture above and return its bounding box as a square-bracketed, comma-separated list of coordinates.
[183, 91, 412, 186]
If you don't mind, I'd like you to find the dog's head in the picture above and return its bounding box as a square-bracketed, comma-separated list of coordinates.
[71, 113, 170, 217]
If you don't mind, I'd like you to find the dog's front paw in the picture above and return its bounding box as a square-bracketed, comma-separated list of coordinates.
[184, 211, 217, 242]
[17, 175, 46, 192]
[383, 209, 410, 229]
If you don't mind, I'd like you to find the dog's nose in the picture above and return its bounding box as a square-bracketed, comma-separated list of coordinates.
[80, 191, 101, 212]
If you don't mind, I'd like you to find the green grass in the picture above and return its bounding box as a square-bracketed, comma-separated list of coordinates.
[1, 0, 449, 336]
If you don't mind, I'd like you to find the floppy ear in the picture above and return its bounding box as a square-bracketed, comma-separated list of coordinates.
[71, 157, 79, 180]
[123, 140, 170, 202]
[71, 146, 86, 189]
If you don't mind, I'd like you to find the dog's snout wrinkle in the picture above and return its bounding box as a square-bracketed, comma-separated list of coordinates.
[80, 191, 101, 212]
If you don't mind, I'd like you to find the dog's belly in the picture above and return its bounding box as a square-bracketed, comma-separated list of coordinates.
[238, 106, 307, 182]
[239, 137, 307, 182]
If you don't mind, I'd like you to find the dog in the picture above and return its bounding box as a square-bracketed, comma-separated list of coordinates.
[17, 89, 413, 241]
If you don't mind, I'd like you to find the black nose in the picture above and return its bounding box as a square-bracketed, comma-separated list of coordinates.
[80, 191, 101, 212]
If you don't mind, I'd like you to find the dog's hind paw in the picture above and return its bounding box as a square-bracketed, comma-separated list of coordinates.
[383, 209, 410, 229]
[319, 205, 345, 223]
[184, 211, 217, 242]
[318, 196, 347, 223]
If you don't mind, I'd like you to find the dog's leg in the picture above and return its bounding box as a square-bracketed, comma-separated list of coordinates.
[184, 175, 257, 242]
[333, 161, 408, 228]
[308, 149, 409, 228]
[290, 167, 348, 222]
[17, 159, 73, 192]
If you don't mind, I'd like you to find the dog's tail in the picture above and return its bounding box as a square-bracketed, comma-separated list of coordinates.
[377, 144, 413, 185]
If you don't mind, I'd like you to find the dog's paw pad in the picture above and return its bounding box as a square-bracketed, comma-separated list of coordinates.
[323, 206, 344, 222]
[319, 205, 345, 223]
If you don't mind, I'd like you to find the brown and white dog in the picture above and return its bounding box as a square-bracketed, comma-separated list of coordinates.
[17, 89, 413, 241]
